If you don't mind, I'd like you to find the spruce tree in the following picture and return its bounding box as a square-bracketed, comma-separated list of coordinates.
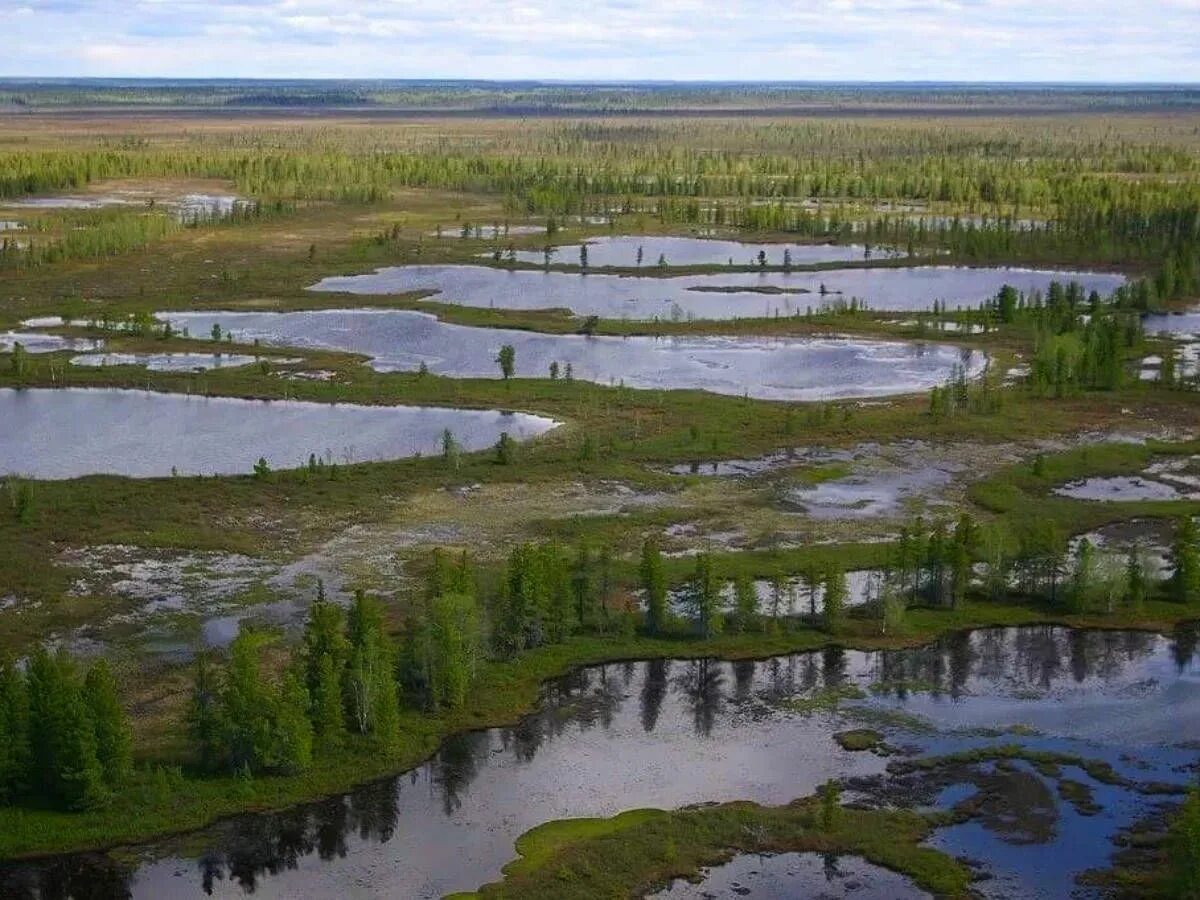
[83, 659, 132, 788]
[733, 573, 759, 633]
[187, 652, 226, 772]
[640, 539, 668, 636]
[823, 567, 847, 634]
[0, 656, 30, 801]
[1170, 517, 1200, 605]
[27, 649, 105, 809]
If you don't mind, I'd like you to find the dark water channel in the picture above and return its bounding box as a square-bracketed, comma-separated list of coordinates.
[2, 625, 1196, 899]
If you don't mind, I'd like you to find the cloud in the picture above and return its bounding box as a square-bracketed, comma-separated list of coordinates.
[3, 0, 1198, 81]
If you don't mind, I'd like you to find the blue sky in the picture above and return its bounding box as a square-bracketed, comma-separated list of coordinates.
[7, 1, 1199, 81]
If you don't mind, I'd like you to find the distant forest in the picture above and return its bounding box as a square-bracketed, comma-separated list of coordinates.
[2, 79, 1200, 114]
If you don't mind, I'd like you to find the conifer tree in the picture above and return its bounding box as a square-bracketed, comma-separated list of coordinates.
[83, 659, 132, 787]
[640, 539, 668, 636]
[823, 567, 847, 633]
[0, 656, 30, 801]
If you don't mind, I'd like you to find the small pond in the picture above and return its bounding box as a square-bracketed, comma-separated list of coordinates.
[0, 388, 557, 479]
[3, 625, 1194, 899]
[307, 265, 1125, 321]
[497, 235, 895, 268]
[160, 309, 985, 402]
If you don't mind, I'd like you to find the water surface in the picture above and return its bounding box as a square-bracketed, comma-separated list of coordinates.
[308, 265, 1125, 321]
[0, 388, 556, 479]
[161, 309, 984, 402]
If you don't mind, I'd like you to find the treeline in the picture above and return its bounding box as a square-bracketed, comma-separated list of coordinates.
[0, 651, 131, 811]
[2, 116, 1199, 269]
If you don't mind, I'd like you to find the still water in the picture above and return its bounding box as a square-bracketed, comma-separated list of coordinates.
[0, 388, 557, 479]
[161, 309, 985, 402]
[308, 265, 1125, 320]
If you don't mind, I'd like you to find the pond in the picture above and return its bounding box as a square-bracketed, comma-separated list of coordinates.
[0, 332, 102, 354]
[496, 235, 895, 268]
[307, 265, 1125, 321]
[160, 309, 985, 402]
[70, 352, 260, 372]
[647, 852, 931, 899]
[0, 388, 557, 479]
[4, 625, 1194, 899]
[1054, 469, 1200, 502]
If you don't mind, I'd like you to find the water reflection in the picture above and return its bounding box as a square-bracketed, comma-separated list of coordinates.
[2, 625, 1196, 899]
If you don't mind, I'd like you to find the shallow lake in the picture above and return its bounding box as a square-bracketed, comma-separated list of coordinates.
[161, 309, 985, 402]
[308, 265, 1126, 321]
[0, 388, 557, 479]
[4, 625, 1194, 899]
[497, 235, 895, 268]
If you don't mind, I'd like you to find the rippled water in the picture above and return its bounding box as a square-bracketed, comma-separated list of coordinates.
[4, 625, 1194, 899]
[497, 235, 893, 268]
[308, 265, 1125, 320]
[160, 309, 985, 401]
[0, 388, 557, 479]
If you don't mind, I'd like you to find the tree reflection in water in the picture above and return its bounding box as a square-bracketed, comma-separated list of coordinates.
[1, 625, 1194, 898]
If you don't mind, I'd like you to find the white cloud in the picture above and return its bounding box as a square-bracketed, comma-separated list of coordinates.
[3, 0, 1198, 80]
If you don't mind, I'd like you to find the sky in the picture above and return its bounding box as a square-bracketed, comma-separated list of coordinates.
[6, 0, 1200, 82]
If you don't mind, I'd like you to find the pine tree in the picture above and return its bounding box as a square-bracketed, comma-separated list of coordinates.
[733, 573, 759, 633]
[269, 669, 314, 773]
[83, 659, 132, 787]
[687, 554, 722, 639]
[1069, 539, 1097, 613]
[312, 652, 346, 746]
[1170, 517, 1200, 605]
[222, 632, 274, 772]
[823, 567, 847, 633]
[1126, 549, 1148, 612]
[187, 652, 226, 772]
[27, 649, 105, 810]
[0, 656, 30, 801]
[640, 539, 668, 636]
